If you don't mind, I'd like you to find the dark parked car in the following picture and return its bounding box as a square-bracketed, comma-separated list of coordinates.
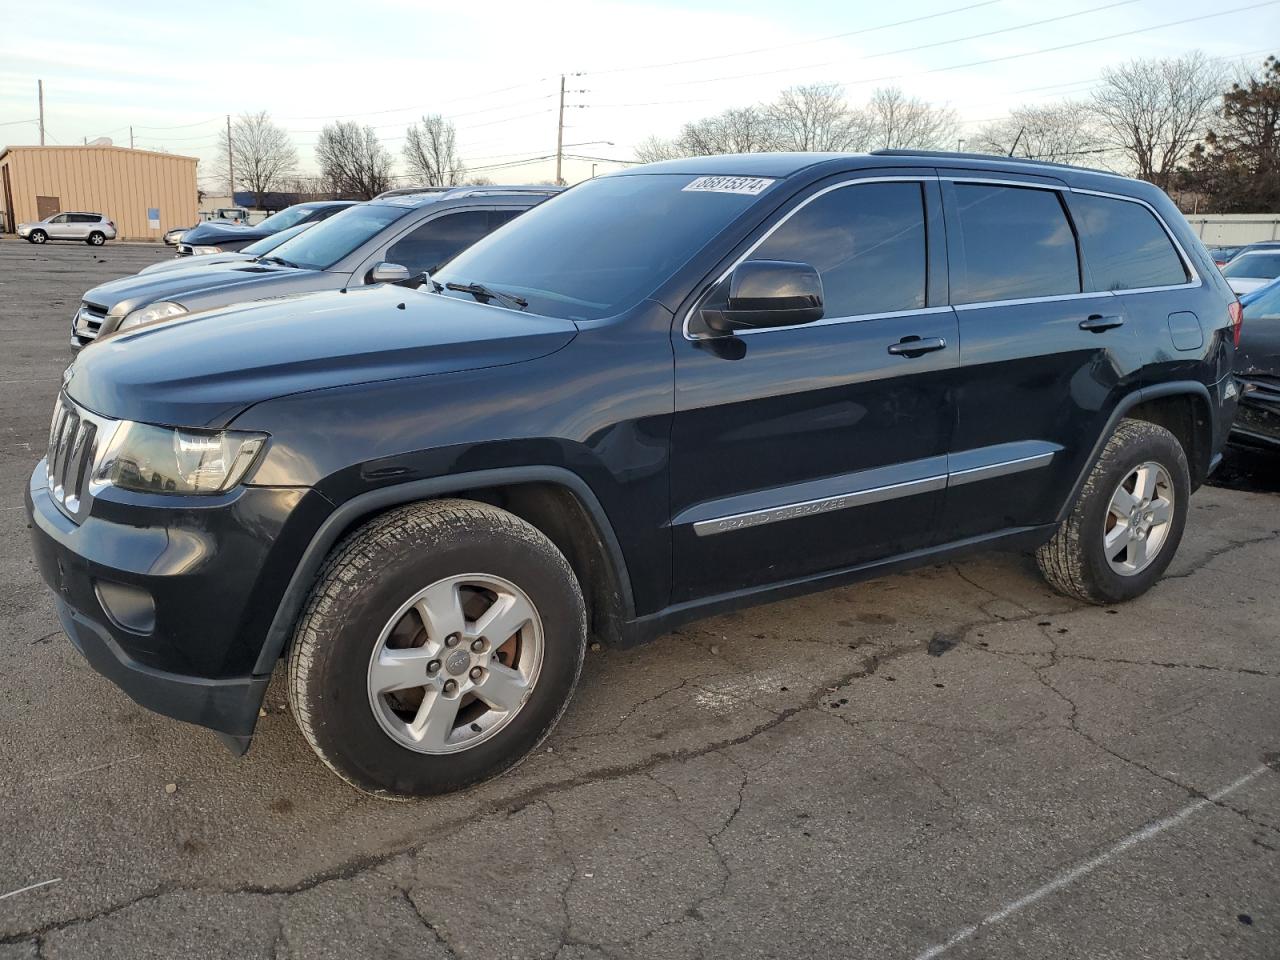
[174, 200, 356, 256]
[1207, 245, 1245, 267]
[27, 152, 1239, 797]
[70, 187, 559, 348]
[1232, 277, 1280, 450]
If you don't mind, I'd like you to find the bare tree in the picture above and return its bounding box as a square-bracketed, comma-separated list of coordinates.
[862, 87, 958, 150]
[215, 111, 298, 208]
[971, 101, 1102, 163]
[315, 121, 393, 199]
[767, 83, 869, 151]
[1091, 52, 1225, 189]
[634, 135, 685, 163]
[404, 114, 467, 186]
[634, 105, 778, 161]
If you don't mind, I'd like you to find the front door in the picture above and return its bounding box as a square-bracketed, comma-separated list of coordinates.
[937, 175, 1144, 540]
[670, 174, 958, 603]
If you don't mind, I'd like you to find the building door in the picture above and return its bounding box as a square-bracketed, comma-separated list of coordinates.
[36, 195, 60, 221]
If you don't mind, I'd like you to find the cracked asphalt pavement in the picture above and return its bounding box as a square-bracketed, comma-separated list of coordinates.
[2, 240, 1278, 959]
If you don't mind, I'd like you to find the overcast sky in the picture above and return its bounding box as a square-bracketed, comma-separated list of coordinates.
[1, 0, 1275, 188]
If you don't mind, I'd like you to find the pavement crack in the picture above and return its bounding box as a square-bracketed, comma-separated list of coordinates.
[1057, 653, 1279, 679]
[398, 887, 460, 960]
[1162, 529, 1280, 580]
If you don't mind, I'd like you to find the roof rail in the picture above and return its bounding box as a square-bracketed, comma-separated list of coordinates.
[440, 184, 564, 199]
[868, 148, 1123, 180]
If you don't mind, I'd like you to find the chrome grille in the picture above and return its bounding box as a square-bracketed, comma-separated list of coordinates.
[45, 395, 109, 520]
[73, 301, 108, 341]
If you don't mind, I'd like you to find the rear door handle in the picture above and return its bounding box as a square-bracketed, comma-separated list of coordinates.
[1079, 314, 1125, 332]
[888, 336, 947, 357]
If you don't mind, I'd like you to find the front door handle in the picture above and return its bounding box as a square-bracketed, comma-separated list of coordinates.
[888, 336, 947, 358]
[1080, 314, 1125, 332]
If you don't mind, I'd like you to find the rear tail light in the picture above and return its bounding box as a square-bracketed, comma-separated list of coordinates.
[1229, 299, 1243, 347]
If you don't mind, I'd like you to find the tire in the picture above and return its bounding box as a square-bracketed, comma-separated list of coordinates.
[28, 230, 46, 244]
[1037, 419, 1190, 604]
[86, 231, 105, 246]
[288, 498, 587, 798]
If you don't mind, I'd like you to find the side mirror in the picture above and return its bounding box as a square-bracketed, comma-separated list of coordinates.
[368, 261, 411, 285]
[700, 260, 824, 333]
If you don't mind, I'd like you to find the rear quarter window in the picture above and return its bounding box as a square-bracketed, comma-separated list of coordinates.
[950, 184, 1080, 304]
[1069, 193, 1188, 291]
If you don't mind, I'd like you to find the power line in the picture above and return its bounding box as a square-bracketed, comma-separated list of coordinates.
[276, 78, 553, 122]
[593, 0, 1145, 92]
[579, 0, 1004, 76]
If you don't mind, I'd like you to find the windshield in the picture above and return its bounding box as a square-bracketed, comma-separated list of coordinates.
[1223, 253, 1280, 279]
[256, 205, 320, 232]
[433, 174, 770, 321]
[267, 203, 405, 270]
[242, 222, 313, 256]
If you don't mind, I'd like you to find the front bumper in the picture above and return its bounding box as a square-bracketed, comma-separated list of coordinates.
[25, 461, 330, 749]
[1231, 378, 1280, 449]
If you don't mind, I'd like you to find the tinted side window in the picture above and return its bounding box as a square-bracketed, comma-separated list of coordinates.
[387, 210, 493, 274]
[951, 184, 1080, 303]
[1071, 193, 1188, 290]
[749, 181, 927, 318]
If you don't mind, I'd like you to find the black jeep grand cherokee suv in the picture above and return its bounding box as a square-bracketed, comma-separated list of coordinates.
[27, 151, 1241, 798]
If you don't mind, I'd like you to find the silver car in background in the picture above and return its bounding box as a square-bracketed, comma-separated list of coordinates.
[18, 212, 117, 245]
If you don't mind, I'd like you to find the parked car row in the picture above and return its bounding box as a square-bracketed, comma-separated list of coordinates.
[71, 186, 559, 347]
[27, 152, 1247, 799]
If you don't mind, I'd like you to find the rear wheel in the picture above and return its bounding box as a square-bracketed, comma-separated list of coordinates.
[86, 231, 105, 246]
[1036, 419, 1189, 603]
[288, 499, 587, 798]
[28, 230, 46, 244]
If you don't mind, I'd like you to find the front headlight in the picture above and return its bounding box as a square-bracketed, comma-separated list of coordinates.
[93, 422, 267, 494]
[118, 301, 187, 332]
[190, 245, 222, 255]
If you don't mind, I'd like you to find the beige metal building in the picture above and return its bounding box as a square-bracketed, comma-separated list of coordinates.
[0, 145, 197, 240]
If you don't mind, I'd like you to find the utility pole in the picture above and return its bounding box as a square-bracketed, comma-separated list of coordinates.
[37, 80, 45, 146]
[226, 114, 235, 202]
[555, 75, 566, 186]
[129, 126, 134, 149]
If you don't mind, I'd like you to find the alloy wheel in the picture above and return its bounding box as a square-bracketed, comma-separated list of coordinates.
[1103, 461, 1174, 576]
[366, 573, 544, 754]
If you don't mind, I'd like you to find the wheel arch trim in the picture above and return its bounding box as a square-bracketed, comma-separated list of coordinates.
[1057, 380, 1215, 525]
[252, 466, 634, 676]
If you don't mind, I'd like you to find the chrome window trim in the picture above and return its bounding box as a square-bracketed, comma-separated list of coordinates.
[943, 176, 1066, 191]
[681, 175, 938, 342]
[953, 291, 1116, 311]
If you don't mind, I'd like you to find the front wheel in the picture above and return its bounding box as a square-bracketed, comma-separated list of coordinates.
[1037, 419, 1190, 604]
[28, 230, 47, 244]
[288, 499, 587, 798]
[86, 231, 105, 246]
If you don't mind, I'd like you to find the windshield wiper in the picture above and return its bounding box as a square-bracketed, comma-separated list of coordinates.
[258, 255, 299, 269]
[445, 281, 528, 310]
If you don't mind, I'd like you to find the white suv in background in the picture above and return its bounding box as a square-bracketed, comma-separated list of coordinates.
[18, 212, 117, 246]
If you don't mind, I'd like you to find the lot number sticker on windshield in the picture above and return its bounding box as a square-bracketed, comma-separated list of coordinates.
[683, 176, 775, 196]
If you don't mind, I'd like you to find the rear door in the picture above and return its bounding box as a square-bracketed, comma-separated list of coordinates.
[68, 213, 96, 239]
[938, 173, 1144, 539]
[669, 172, 958, 603]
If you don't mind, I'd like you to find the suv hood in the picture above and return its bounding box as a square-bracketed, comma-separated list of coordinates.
[64, 285, 578, 428]
[83, 261, 312, 315]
